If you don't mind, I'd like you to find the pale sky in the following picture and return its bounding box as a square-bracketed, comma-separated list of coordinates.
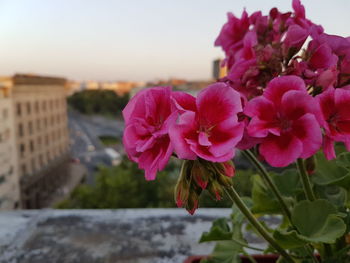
[0, 0, 349, 82]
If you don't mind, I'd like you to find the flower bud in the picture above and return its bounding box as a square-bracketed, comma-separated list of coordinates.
[174, 161, 192, 207]
[207, 180, 224, 201]
[186, 190, 199, 215]
[192, 160, 209, 189]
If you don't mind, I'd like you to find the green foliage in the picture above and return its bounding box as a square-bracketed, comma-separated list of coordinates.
[274, 199, 347, 253]
[99, 135, 120, 146]
[56, 158, 178, 209]
[251, 169, 300, 214]
[56, 158, 255, 209]
[200, 198, 254, 263]
[68, 90, 129, 116]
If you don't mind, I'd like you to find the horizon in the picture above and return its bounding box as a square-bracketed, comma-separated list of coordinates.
[0, 0, 349, 82]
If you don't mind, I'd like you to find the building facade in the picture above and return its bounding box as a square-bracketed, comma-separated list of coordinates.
[0, 80, 20, 209]
[0, 74, 71, 209]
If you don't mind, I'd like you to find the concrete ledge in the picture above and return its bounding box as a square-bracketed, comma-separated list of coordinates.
[0, 209, 278, 263]
[0, 209, 233, 263]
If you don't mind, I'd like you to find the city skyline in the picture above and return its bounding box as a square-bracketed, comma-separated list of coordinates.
[0, 0, 349, 82]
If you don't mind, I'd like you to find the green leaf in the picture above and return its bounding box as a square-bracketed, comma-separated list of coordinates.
[200, 218, 232, 243]
[291, 200, 346, 243]
[336, 152, 350, 170]
[312, 152, 350, 188]
[314, 185, 347, 208]
[251, 175, 283, 214]
[251, 170, 297, 214]
[273, 229, 308, 249]
[200, 241, 242, 263]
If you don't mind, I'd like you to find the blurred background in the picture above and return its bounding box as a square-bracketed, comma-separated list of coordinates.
[0, 1, 349, 262]
[0, 0, 348, 211]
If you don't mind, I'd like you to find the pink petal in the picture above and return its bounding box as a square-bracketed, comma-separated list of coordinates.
[247, 117, 280, 138]
[244, 96, 276, 121]
[209, 120, 245, 157]
[169, 112, 197, 160]
[198, 132, 212, 146]
[260, 133, 303, 167]
[292, 113, 322, 159]
[281, 90, 320, 121]
[171, 91, 196, 113]
[309, 43, 338, 70]
[334, 88, 350, 120]
[323, 135, 336, 160]
[264, 76, 306, 106]
[196, 83, 242, 126]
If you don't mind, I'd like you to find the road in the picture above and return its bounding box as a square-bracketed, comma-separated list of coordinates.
[68, 110, 124, 184]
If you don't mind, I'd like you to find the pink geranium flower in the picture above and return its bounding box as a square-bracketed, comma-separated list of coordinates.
[245, 76, 322, 167]
[169, 83, 245, 162]
[317, 87, 350, 159]
[123, 87, 177, 180]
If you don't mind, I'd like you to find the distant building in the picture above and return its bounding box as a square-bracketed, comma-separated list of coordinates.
[0, 80, 20, 209]
[0, 74, 71, 209]
[212, 59, 227, 80]
[83, 80, 141, 96]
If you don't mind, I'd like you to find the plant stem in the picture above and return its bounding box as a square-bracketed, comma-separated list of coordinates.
[224, 186, 295, 263]
[296, 158, 315, 201]
[242, 150, 292, 221]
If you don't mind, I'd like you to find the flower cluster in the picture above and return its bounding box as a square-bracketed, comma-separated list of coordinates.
[123, 0, 350, 214]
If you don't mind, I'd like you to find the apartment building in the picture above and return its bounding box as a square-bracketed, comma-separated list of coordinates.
[2, 74, 71, 208]
[0, 80, 20, 209]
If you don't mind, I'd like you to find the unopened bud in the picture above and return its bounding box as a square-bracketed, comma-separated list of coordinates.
[222, 161, 235, 178]
[174, 161, 192, 207]
[192, 160, 209, 189]
[186, 190, 199, 215]
[305, 156, 316, 175]
[207, 180, 224, 201]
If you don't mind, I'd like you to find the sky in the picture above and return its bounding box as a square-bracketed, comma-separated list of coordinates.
[0, 0, 349, 82]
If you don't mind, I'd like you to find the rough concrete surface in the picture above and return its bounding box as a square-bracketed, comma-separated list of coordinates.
[0, 209, 275, 263]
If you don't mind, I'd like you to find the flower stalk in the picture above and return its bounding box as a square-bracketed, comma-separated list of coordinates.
[242, 150, 292, 221]
[224, 186, 295, 263]
[296, 158, 316, 201]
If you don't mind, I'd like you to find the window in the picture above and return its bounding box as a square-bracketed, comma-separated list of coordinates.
[37, 119, 41, 130]
[20, 144, 25, 157]
[44, 117, 48, 127]
[35, 101, 39, 113]
[27, 102, 31, 114]
[17, 103, 21, 116]
[30, 140, 34, 152]
[28, 121, 33, 135]
[18, 124, 24, 137]
[31, 158, 36, 173]
[42, 101, 47, 111]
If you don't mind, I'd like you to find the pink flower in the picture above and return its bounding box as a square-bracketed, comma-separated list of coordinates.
[317, 87, 350, 159]
[245, 76, 322, 167]
[169, 83, 245, 162]
[123, 87, 177, 180]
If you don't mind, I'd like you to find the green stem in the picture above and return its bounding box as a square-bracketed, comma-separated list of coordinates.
[296, 158, 315, 201]
[242, 150, 292, 221]
[224, 187, 295, 263]
[242, 151, 318, 263]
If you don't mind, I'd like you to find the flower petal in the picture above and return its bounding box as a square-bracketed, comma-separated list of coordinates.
[292, 113, 322, 158]
[260, 133, 303, 167]
[196, 83, 242, 126]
